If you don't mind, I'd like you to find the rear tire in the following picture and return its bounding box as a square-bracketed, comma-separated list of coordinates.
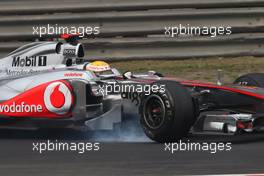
[139, 80, 196, 143]
[234, 73, 264, 88]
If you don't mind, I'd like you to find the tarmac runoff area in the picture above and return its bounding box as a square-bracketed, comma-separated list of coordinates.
[0, 129, 263, 176]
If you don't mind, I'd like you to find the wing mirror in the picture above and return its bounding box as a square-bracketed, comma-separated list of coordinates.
[123, 71, 134, 79]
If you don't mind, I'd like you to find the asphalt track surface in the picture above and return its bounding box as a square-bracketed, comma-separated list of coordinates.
[0, 130, 264, 176]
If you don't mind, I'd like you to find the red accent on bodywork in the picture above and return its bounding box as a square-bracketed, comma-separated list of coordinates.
[180, 81, 264, 100]
[61, 33, 80, 39]
[237, 121, 246, 129]
[0, 80, 74, 118]
[237, 121, 253, 129]
[128, 77, 264, 100]
[50, 85, 65, 108]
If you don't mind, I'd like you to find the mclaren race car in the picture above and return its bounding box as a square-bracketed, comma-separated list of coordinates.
[0, 34, 264, 143]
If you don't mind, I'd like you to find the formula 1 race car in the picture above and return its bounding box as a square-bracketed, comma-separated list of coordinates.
[134, 73, 264, 142]
[0, 34, 264, 143]
[0, 34, 126, 132]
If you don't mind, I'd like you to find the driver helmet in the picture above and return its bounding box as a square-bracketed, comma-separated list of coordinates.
[85, 61, 111, 72]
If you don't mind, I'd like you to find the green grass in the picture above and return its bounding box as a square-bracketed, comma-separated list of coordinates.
[111, 56, 264, 83]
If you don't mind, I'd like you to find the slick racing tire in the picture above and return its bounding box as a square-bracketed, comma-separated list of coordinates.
[234, 73, 264, 88]
[139, 80, 196, 143]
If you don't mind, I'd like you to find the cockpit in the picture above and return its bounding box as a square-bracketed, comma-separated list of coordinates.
[84, 61, 121, 79]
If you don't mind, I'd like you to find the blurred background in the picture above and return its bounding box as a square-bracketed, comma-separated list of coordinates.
[0, 0, 264, 82]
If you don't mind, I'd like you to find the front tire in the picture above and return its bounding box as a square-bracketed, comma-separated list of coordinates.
[139, 80, 196, 143]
